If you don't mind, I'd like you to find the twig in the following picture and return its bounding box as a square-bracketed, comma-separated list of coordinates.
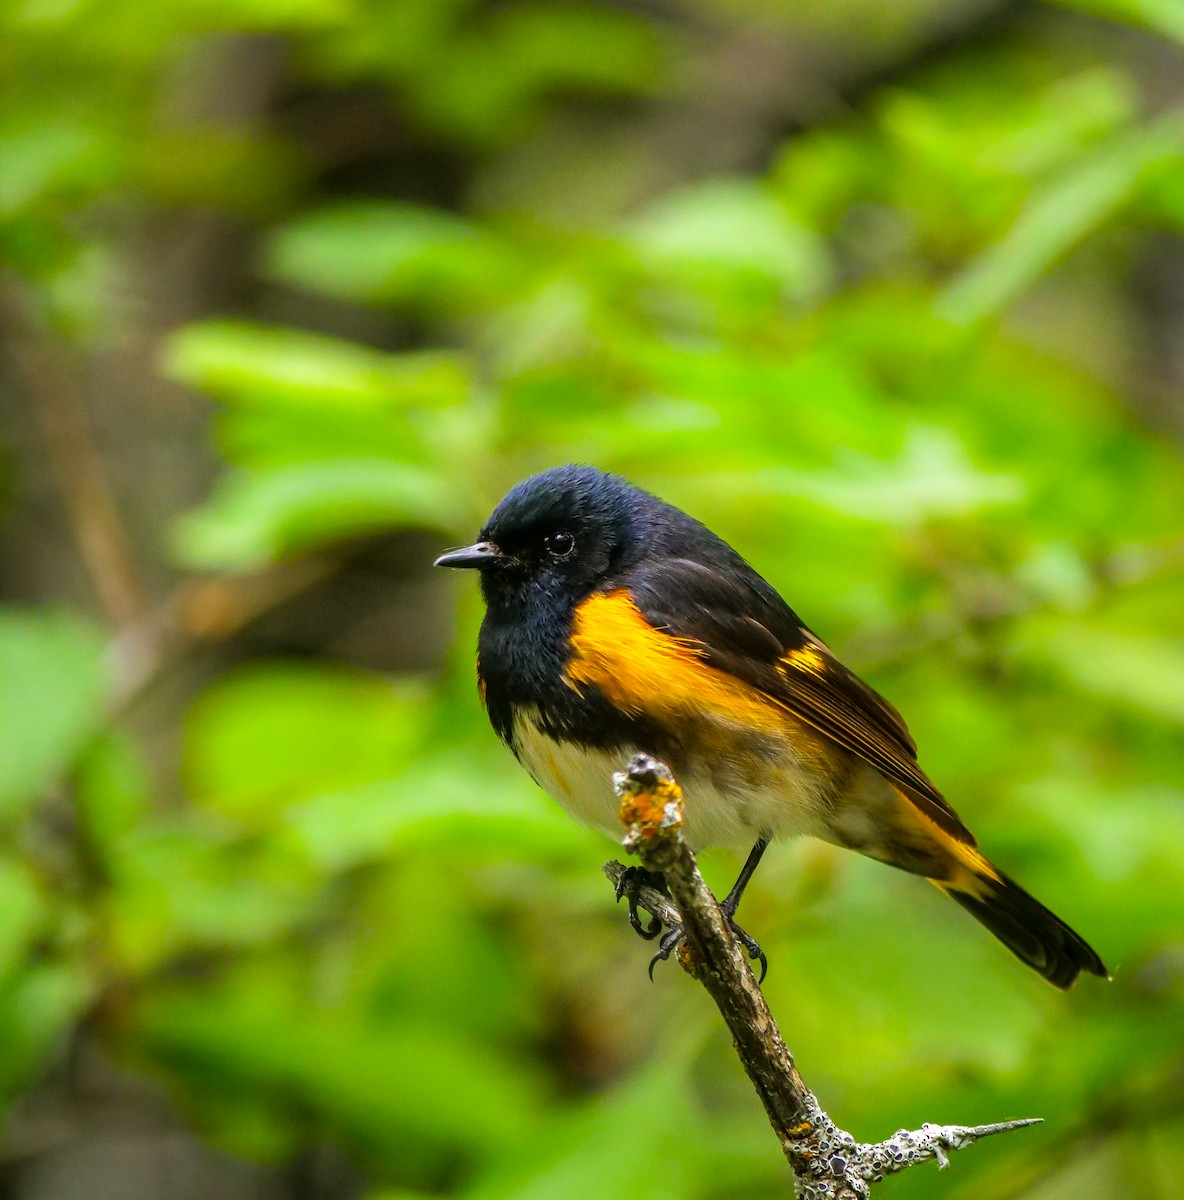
[604, 753, 1041, 1200]
[107, 554, 340, 711]
[1, 278, 152, 631]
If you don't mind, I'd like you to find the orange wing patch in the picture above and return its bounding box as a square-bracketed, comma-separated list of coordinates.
[566, 590, 786, 733]
[784, 645, 826, 674]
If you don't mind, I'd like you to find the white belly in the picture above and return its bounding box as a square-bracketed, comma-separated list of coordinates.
[510, 708, 837, 849]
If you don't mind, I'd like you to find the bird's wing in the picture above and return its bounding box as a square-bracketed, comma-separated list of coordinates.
[625, 557, 975, 845]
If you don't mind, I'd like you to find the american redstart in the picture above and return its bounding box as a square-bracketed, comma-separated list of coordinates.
[436, 465, 1108, 988]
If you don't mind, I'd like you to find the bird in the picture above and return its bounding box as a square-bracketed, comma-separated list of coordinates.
[435, 464, 1108, 989]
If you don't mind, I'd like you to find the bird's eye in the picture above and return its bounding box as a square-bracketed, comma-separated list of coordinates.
[545, 531, 575, 560]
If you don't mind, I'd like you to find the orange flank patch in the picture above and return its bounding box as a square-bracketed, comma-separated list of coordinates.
[565, 590, 786, 733]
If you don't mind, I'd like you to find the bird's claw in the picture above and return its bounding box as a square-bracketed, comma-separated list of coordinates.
[615, 865, 667, 941]
[648, 925, 684, 980]
[734, 925, 769, 985]
[648, 919, 768, 985]
[617, 864, 768, 984]
[631, 908, 662, 940]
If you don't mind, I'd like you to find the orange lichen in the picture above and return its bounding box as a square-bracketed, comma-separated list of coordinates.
[617, 767, 684, 839]
[676, 941, 699, 978]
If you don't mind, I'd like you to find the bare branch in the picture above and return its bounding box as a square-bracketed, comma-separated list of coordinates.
[1, 279, 152, 631]
[606, 753, 1041, 1199]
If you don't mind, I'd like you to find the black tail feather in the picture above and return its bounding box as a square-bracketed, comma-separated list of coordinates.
[938, 865, 1109, 990]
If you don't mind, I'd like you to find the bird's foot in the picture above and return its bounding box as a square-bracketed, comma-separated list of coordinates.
[648, 918, 768, 984]
[614, 865, 669, 940]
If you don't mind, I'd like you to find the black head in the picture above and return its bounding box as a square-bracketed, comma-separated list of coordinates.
[434, 465, 644, 611]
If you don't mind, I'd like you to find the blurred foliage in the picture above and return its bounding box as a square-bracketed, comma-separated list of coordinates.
[2, 1, 1184, 1199]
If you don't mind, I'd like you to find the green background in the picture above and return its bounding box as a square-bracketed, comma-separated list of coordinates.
[1, 1, 1182, 1197]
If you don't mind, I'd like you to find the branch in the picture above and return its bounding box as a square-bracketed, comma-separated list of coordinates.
[604, 753, 1040, 1200]
[1, 278, 152, 631]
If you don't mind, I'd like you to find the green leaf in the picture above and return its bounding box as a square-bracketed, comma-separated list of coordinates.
[0, 859, 43, 976]
[1016, 621, 1184, 725]
[939, 108, 1184, 323]
[282, 758, 582, 873]
[137, 977, 544, 1157]
[164, 320, 470, 411]
[0, 610, 106, 821]
[73, 732, 154, 853]
[1050, 0, 1184, 45]
[185, 664, 432, 822]
[465, 1053, 700, 1200]
[411, 2, 664, 145]
[265, 202, 525, 310]
[172, 459, 458, 568]
[0, 119, 120, 216]
[107, 824, 315, 971]
[186, 0, 355, 31]
[0, 961, 93, 1099]
[722, 426, 1024, 524]
[629, 179, 829, 300]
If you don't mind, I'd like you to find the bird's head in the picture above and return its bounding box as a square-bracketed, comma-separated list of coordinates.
[435, 465, 643, 611]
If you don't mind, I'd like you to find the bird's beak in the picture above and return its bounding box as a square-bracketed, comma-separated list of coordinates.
[434, 540, 503, 569]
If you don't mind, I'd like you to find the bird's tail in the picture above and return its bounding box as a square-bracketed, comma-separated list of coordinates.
[933, 844, 1109, 989]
